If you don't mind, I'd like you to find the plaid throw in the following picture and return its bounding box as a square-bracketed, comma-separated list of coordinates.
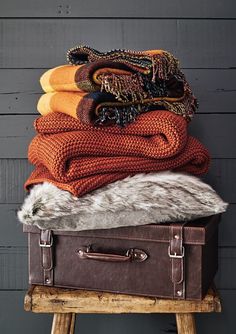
[38, 46, 198, 126]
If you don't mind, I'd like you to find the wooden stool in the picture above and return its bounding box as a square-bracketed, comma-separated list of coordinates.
[24, 285, 221, 334]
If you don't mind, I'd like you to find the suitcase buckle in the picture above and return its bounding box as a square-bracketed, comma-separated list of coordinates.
[168, 245, 185, 258]
[39, 235, 53, 248]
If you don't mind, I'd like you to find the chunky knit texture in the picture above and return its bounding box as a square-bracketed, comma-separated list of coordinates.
[24, 110, 210, 197]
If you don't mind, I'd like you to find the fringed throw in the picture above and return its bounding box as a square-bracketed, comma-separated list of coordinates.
[38, 46, 197, 125]
[66, 45, 180, 82]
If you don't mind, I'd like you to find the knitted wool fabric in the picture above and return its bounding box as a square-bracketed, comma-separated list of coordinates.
[24, 110, 210, 197]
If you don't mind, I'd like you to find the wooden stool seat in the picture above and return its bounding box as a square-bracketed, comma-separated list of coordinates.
[24, 285, 221, 334]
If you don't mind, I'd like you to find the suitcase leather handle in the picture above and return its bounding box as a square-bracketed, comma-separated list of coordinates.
[77, 246, 148, 263]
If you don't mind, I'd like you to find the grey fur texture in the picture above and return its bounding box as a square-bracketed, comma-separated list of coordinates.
[17, 171, 228, 231]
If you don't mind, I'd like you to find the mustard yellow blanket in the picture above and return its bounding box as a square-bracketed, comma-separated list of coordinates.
[38, 47, 198, 126]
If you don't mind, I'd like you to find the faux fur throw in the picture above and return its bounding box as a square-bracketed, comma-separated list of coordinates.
[38, 46, 197, 126]
[24, 111, 210, 197]
[18, 171, 228, 231]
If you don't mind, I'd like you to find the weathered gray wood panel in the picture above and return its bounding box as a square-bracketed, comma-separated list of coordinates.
[195, 291, 236, 334]
[0, 247, 28, 289]
[203, 159, 236, 203]
[216, 248, 236, 290]
[218, 205, 236, 247]
[0, 291, 52, 333]
[0, 114, 235, 158]
[188, 115, 236, 158]
[0, 204, 27, 246]
[0, 68, 42, 115]
[0, 19, 235, 68]
[0, 116, 35, 158]
[123, 20, 236, 69]
[0, 159, 33, 203]
[1, 69, 236, 115]
[1, 0, 236, 18]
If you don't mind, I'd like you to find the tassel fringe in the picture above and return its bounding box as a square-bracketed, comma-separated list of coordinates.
[95, 104, 151, 127]
[99, 72, 169, 103]
[67, 45, 180, 82]
[66, 45, 197, 124]
[151, 51, 180, 82]
[99, 73, 148, 103]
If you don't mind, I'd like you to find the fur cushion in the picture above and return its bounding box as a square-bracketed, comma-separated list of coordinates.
[17, 171, 228, 231]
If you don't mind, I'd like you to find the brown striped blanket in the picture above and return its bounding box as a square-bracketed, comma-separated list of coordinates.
[38, 46, 198, 126]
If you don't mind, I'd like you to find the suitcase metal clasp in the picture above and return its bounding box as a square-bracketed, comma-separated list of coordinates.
[168, 245, 185, 258]
[39, 233, 53, 248]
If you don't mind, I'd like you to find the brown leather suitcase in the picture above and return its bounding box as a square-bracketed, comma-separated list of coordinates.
[23, 214, 220, 300]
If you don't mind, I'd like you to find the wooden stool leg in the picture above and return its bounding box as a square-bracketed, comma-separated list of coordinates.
[176, 313, 197, 334]
[51, 313, 76, 334]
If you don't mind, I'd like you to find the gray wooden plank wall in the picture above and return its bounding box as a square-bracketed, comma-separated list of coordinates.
[0, 1, 235, 333]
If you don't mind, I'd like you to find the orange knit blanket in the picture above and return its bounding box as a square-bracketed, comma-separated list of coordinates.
[24, 110, 210, 197]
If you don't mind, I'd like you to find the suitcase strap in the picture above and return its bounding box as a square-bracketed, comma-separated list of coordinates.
[169, 222, 187, 299]
[39, 229, 54, 286]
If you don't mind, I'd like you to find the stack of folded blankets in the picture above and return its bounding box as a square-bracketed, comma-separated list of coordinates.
[18, 45, 227, 230]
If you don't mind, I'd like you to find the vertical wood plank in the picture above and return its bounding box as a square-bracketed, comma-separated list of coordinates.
[176, 313, 197, 334]
[51, 313, 76, 334]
